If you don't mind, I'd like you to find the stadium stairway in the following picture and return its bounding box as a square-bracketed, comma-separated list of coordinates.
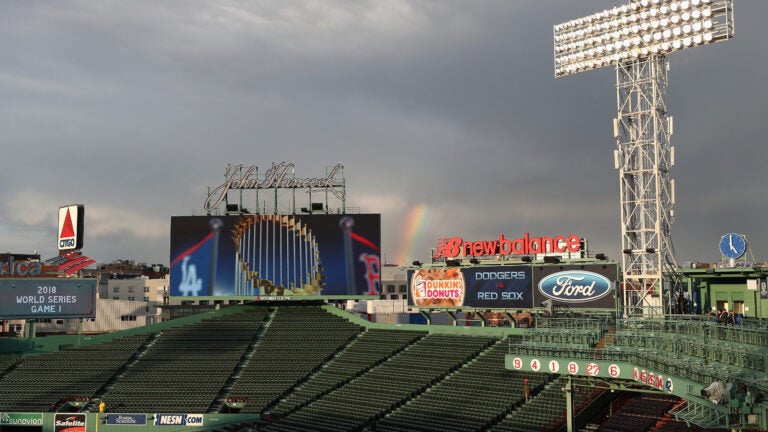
[368, 338, 545, 432]
[82, 332, 160, 412]
[227, 306, 365, 414]
[487, 375, 562, 432]
[580, 391, 633, 431]
[260, 333, 496, 432]
[256, 326, 370, 415]
[589, 394, 677, 432]
[487, 376, 607, 432]
[208, 308, 274, 413]
[0, 333, 153, 412]
[577, 393, 733, 432]
[93, 308, 268, 413]
[265, 328, 427, 419]
[0, 358, 21, 380]
[594, 327, 616, 350]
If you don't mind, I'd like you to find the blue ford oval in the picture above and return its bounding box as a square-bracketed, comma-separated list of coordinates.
[538, 271, 612, 303]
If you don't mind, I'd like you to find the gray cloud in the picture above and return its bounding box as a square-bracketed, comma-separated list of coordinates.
[0, 1, 764, 267]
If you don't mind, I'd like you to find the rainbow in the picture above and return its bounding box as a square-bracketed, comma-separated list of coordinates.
[393, 204, 429, 265]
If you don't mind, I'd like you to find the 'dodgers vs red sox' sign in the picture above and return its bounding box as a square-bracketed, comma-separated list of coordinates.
[434, 233, 581, 259]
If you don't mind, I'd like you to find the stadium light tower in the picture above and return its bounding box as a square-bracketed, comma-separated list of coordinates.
[554, 0, 734, 316]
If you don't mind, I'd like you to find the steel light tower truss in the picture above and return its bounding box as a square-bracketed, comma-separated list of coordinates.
[553, 0, 734, 316]
[615, 55, 674, 316]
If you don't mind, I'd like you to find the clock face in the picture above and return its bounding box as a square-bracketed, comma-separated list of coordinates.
[719, 233, 746, 259]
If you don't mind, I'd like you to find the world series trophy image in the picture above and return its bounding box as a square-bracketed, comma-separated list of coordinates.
[231, 215, 323, 296]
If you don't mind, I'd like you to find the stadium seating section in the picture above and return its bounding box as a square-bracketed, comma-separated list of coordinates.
[580, 393, 729, 432]
[0, 304, 754, 431]
[97, 308, 268, 413]
[0, 334, 150, 412]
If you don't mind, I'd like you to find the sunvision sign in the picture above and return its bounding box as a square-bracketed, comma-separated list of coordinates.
[204, 162, 344, 211]
[0, 413, 43, 426]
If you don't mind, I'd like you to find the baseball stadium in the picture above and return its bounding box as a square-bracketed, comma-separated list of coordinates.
[3, 1, 768, 431]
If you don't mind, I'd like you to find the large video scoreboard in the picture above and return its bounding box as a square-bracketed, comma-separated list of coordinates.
[170, 214, 381, 297]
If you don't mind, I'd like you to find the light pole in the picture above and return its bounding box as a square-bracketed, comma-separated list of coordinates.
[553, 0, 734, 316]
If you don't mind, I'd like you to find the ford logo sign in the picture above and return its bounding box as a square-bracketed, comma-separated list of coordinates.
[538, 271, 612, 303]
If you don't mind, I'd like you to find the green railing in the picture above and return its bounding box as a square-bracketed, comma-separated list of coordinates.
[509, 316, 768, 395]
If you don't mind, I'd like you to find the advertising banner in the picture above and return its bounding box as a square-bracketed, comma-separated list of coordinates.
[0, 279, 96, 319]
[170, 214, 381, 297]
[58, 204, 85, 251]
[106, 414, 147, 426]
[408, 266, 532, 309]
[532, 264, 618, 309]
[54, 413, 86, 432]
[433, 233, 582, 259]
[154, 414, 204, 426]
[0, 413, 43, 427]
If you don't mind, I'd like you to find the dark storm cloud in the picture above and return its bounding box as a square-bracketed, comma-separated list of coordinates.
[0, 1, 764, 266]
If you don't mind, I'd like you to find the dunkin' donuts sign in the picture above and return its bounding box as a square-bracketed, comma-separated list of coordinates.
[410, 268, 466, 307]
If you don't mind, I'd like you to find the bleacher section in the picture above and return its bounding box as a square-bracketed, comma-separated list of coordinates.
[608, 319, 768, 395]
[0, 358, 18, 375]
[491, 376, 605, 432]
[2, 305, 766, 431]
[372, 339, 544, 432]
[580, 393, 730, 432]
[230, 306, 363, 413]
[0, 334, 150, 412]
[261, 334, 496, 432]
[269, 329, 427, 417]
[591, 394, 675, 432]
[97, 308, 267, 413]
[511, 316, 768, 405]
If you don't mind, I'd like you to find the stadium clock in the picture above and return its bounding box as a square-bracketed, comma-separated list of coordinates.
[719, 233, 746, 259]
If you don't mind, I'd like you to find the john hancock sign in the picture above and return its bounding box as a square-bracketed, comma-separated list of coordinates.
[204, 162, 344, 211]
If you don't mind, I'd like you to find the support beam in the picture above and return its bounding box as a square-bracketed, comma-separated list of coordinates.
[419, 310, 431, 325]
[615, 55, 680, 317]
[565, 376, 574, 432]
[447, 311, 457, 326]
[475, 311, 487, 327]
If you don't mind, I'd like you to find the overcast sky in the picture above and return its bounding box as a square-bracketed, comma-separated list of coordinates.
[0, 1, 765, 267]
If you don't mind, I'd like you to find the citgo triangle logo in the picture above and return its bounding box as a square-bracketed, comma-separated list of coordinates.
[58, 205, 82, 250]
[60, 209, 75, 238]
